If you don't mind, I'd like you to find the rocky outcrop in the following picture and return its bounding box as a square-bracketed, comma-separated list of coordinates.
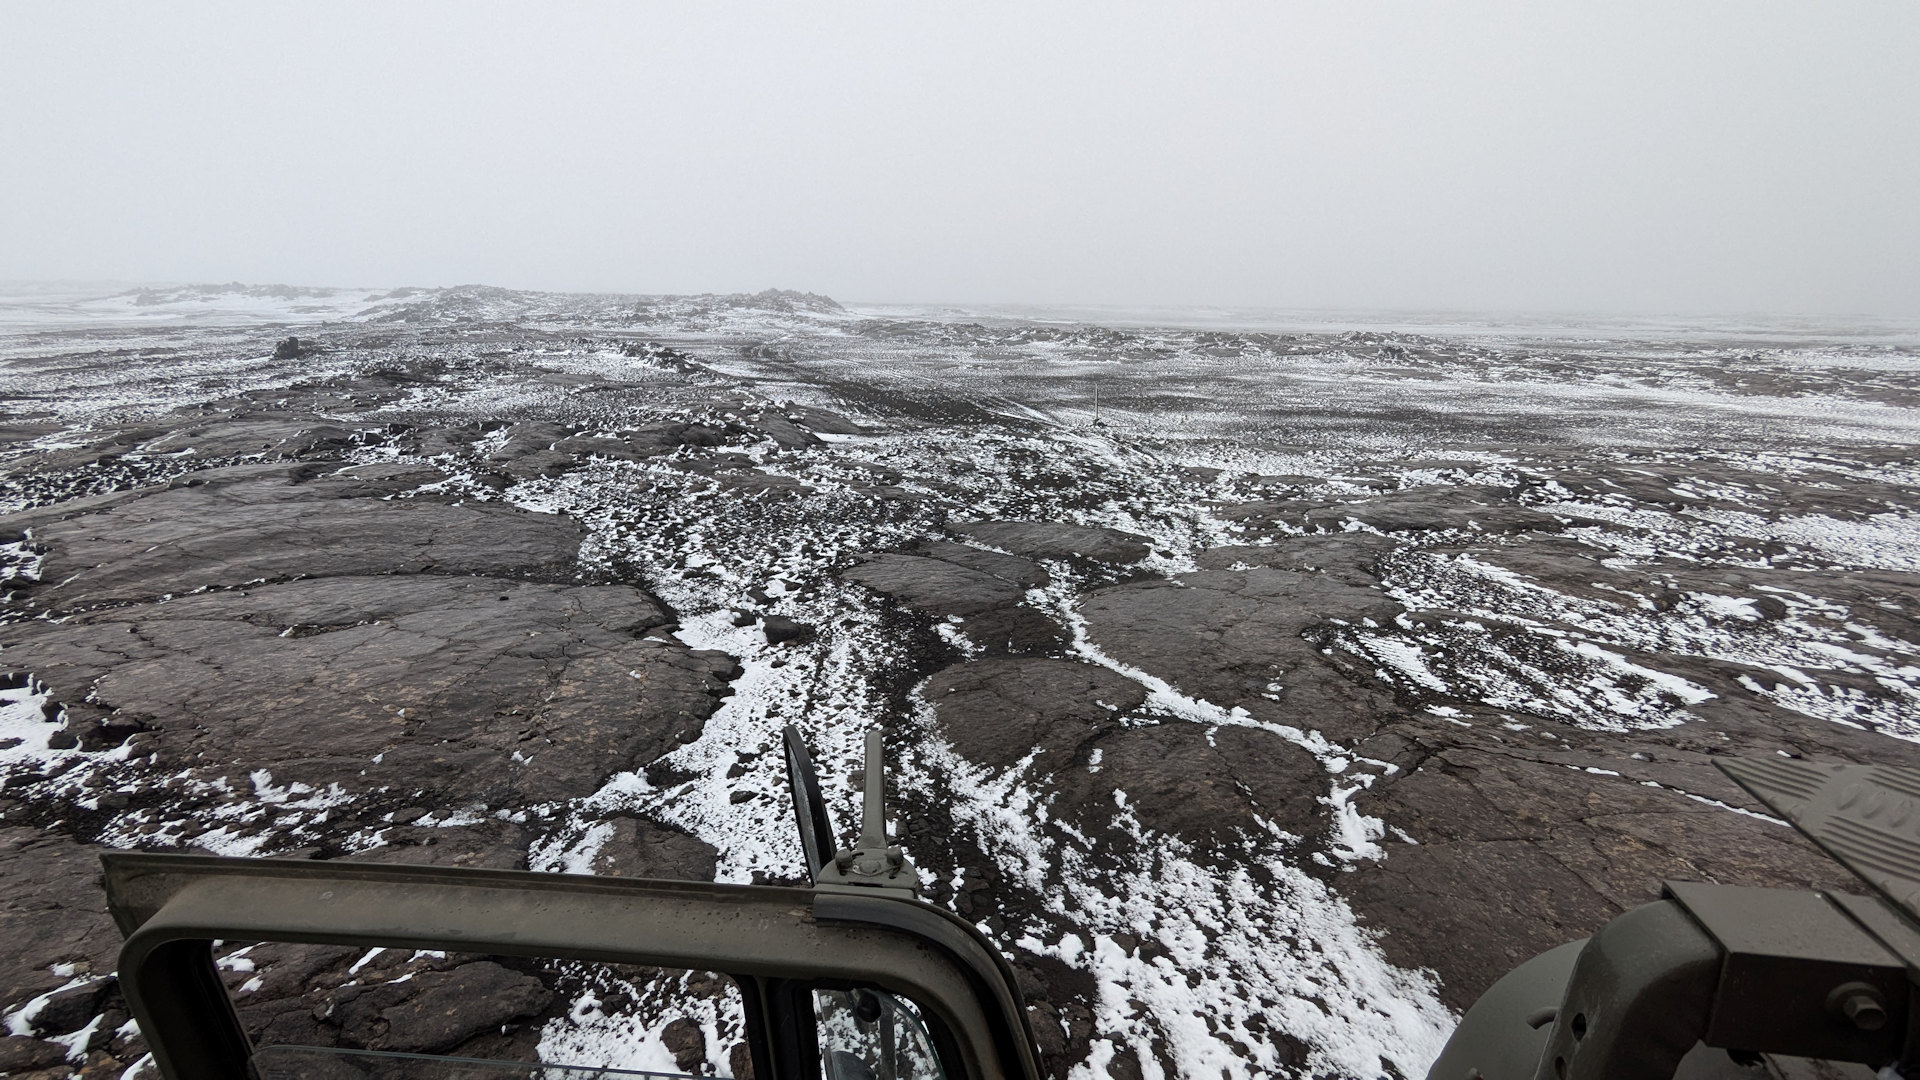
[0, 829, 120, 1019]
[3, 291, 1917, 1080]
[11, 463, 583, 611]
[843, 542, 1063, 654]
[844, 555, 1026, 616]
[955, 520, 1152, 565]
[0, 397, 749, 1072]
[922, 657, 1143, 771]
[1342, 743, 1858, 1010]
[1079, 567, 1404, 742]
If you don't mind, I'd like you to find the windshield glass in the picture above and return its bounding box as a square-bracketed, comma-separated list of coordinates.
[813, 988, 945, 1080]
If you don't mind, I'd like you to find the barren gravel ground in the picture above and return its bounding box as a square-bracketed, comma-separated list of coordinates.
[2, 284, 1917, 1080]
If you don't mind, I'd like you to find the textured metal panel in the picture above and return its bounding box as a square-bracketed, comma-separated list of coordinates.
[1718, 759, 1920, 920]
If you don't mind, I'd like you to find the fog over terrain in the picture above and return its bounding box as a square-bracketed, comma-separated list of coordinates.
[2, 3, 1917, 314]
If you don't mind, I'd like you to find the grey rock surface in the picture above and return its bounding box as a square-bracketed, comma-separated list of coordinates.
[3, 575, 722, 808]
[11, 464, 583, 610]
[0, 1034, 72, 1073]
[589, 817, 719, 880]
[1341, 745, 1857, 1009]
[0, 829, 119, 1014]
[923, 657, 1144, 770]
[843, 554, 1026, 616]
[1079, 567, 1404, 741]
[1051, 721, 1329, 845]
[336, 960, 553, 1054]
[955, 520, 1152, 565]
[2, 286, 1916, 1080]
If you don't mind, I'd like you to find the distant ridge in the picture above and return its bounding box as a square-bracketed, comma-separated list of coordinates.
[38, 283, 853, 330]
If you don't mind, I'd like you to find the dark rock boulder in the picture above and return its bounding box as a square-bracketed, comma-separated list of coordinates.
[748, 413, 819, 449]
[26, 976, 116, 1036]
[482, 422, 575, 462]
[612, 423, 728, 456]
[784, 407, 865, 436]
[763, 615, 812, 645]
[661, 1016, 708, 1072]
[0, 1035, 70, 1073]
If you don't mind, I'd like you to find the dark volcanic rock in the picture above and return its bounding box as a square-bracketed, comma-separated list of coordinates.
[848, 541, 1075, 653]
[1302, 486, 1566, 534]
[661, 1016, 708, 1072]
[748, 413, 820, 449]
[1079, 568, 1405, 741]
[0, 576, 720, 807]
[226, 941, 361, 1005]
[1342, 744, 1862, 1011]
[0, 402, 743, 1065]
[1194, 534, 1400, 586]
[4, 292, 1918, 1079]
[343, 822, 533, 870]
[142, 417, 363, 460]
[955, 520, 1152, 564]
[845, 545, 1063, 654]
[913, 541, 1048, 588]
[785, 407, 864, 436]
[330, 960, 552, 1054]
[1053, 722, 1328, 846]
[27, 975, 116, 1036]
[7, 463, 584, 610]
[590, 817, 720, 881]
[844, 554, 1025, 615]
[483, 421, 575, 461]
[553, 422, 732, 462]
[762, 615, 812, 644]
[925, 658, 1145, 770]
[925, 660, 1327, 850]
[0, 1035, 70, 1073]
[0, 829, 119, 1014]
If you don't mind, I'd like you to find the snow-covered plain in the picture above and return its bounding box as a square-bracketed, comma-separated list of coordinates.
[2, 285, 1917, 1080]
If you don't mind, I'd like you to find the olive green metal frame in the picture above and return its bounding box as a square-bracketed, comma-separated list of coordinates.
[104, 853, 1042, 1080]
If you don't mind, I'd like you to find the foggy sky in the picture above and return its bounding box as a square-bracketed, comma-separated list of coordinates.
[3, 2, 1916, 315]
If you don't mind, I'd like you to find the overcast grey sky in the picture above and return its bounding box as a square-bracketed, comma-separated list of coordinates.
[2, 3, 1916, 315]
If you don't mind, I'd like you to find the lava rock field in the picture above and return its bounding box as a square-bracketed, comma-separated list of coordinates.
[1, 284, 1916, 1079]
